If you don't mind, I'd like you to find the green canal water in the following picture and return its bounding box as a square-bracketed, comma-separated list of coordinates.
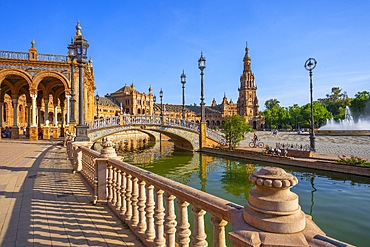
[119, 141, 370, 246]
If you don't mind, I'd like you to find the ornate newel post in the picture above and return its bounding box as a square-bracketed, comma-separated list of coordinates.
[94, 137, 119, 204]
[243, 166, 305, 233]
[100, 137, 117, 158]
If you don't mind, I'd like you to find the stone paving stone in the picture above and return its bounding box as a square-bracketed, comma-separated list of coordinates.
[0, 139, 144, 247]
[241, 131, 370, 160]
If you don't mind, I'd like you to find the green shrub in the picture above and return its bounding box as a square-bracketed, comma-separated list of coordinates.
[338, 155, 370, 167]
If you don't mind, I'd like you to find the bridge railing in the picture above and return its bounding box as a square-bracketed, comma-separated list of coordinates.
[86, 115, 226, 144]
[206, 128, 227, 145]
[87, 116, 120, 130]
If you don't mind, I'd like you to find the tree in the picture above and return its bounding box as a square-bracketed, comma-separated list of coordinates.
[351, 91, 370, 116]
[301, 102, 332, 128]
[264, 99, 280, 110]
[221, 115, 253, 150]
[318, 87, 351, 119]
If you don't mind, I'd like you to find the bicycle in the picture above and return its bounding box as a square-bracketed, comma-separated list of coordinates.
[249, 139, 264, 148]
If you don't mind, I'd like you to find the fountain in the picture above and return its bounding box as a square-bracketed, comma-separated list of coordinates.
[317, 106, 370, 135]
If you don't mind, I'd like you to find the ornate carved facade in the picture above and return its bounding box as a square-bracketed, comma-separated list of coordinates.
[0, 36, 95, 139]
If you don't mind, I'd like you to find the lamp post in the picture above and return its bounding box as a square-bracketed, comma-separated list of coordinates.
[74, 21, 90, 141]
[198, 53, 206, 123]
[159, 89, 163, 120]
[67, 39, 76, 124]
[181, 70, 186, 120]
[95, 93, 99, 119]
[304, 58, 317, 151]
[153, 95, 156, 116]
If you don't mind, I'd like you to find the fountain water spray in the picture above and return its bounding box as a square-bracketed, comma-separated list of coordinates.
[319, 106, 370, 130]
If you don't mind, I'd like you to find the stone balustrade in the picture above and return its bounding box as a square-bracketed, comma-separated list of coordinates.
[86, 115, 225, 145]
[66, 139, 353, 247]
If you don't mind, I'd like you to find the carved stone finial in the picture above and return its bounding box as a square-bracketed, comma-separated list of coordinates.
[76, 21, 82, 36]
[243, 166, 305, 234]
[31, 39, 36, 48]
[99, 137, 117, 158]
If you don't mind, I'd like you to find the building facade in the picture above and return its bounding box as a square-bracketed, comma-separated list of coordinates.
[100, 43, 264, 129]
[0, 27, 96, 140]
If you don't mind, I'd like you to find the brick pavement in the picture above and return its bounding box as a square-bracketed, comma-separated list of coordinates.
[0, 139, 144, 247]
[240, 131, 370, 161]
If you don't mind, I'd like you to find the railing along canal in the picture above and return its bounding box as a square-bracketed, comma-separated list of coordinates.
[67, 140, 239, 246]
[66, 139, 349, 247]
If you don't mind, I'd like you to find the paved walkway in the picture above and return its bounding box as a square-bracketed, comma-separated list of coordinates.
[240, 131, 370, 161]
[0, 139, 144, 247]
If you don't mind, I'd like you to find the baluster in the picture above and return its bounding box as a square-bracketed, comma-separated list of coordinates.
[211, 216, 227, 247]
[120, 171, 127, 217]
[112, 167, 117, 206]
[192, 207, 207, 247]
[106, 164, 113, 203]
[145, 184, 155, 242]
[125, 174, 133, 221]
[165, 193, 177, 247]
[137, 180, 147, 233]
[116, 170, 122, 211]
[154, 189, 165, 246]
[131, 177, 139, 226]
[176, 199, 191, 247]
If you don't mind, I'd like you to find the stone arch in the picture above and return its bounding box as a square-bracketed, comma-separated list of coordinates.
[0, 69, 32, 86]
[31, 71, 70, 93]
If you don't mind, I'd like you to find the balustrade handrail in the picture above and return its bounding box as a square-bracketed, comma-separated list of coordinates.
[67, 139, 348, 247]
[108, 156, 240, 221]
[0, 50, 29, 60]
[87, 115, 226, 145]
[0, 50, 68, 62]
[73, 143, 241, 246]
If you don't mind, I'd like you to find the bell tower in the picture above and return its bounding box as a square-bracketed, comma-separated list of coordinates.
[237, 42, 259, 119]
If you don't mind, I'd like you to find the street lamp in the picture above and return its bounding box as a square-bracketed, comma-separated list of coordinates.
[67, 38, 76, 124]
[304, 58, 317, 151]
[198, 53, 206, 123]
[74, 21, 90, 141]
[153, 95, 156, 115]
[181, 70, 186, 120]
[95, 93, 99, 119]
[159, 89, 163, 118]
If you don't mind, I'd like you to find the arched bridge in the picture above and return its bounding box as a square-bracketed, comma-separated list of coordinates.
[86, 115, 226, 151]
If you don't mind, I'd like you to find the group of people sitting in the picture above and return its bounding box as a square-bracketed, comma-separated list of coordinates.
[266, 147, 288, 157]
[1, 127, 12, 138]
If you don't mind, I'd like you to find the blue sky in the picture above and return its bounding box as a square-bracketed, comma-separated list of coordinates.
[1, 1, 369, 109]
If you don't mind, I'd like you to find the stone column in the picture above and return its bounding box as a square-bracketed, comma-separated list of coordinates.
[44, 99, 49, 126]
[37, 105, 41, 128]
[60, 102, 65, 137]
[12, 98, 18, 127]
[52, 104, 59, 138]
[26, 102, 31, 137]
[65, 95, 70, 126]
[29, 94, 38, 141]
[11, 98, 19, 139]
[0, 101, 3, 127]
[53, 104, 58, 126]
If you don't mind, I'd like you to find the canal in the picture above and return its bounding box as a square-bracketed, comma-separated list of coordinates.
[118, 140, 370, 246]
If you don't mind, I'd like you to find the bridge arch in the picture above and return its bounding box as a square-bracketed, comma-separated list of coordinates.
[88, 125, 197, 151]
[87, 115, 226, 151]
